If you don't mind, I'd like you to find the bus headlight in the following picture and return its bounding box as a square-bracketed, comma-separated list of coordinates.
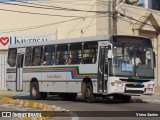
[117, 84, 123, 87]
[111, 82, 115, 86]
[147, 84, 154, 88]
[115, 83, 118, 87]
[111, 82, 123, 87]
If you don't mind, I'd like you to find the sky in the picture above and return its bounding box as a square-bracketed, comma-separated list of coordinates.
[139, 0, 144, 4]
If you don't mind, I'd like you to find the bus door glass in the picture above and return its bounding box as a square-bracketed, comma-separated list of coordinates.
[16, 48, 25, 91]
[98, 46, 108, 92]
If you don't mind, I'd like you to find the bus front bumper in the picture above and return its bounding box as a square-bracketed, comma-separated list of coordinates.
[108, 82, 154, 96]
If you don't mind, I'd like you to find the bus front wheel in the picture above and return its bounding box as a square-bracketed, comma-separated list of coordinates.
[84, 83, 95, 103]
[30, 82, 41, 100]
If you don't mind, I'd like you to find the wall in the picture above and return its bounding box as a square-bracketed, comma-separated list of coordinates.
[0, 0, 97, 90]
[0, 0, 97, 50]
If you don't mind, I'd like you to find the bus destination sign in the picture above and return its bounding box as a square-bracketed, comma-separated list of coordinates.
[112, 36, 152, 47]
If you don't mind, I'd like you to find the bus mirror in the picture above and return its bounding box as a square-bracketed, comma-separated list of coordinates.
[108, 50, 112, 59]
[153, 52, 156, 68]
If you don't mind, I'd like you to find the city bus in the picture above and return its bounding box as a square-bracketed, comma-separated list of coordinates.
[6, 35, 155, 103]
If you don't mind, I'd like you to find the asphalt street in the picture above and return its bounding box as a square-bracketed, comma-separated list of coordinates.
[2, 95, 158, 120]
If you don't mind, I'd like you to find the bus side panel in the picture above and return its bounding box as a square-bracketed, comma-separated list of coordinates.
[41, 66, 67, 92]
[6, 67, 17, 91]
[23, 66, 42, 91]
[22, 81, 30, 92]
[66, 65, 98, 93]
[66, 65, 81, 93]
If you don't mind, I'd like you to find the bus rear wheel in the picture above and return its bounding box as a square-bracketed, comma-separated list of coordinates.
[84, 83, 95, 103]
[30, 82, 41, 100]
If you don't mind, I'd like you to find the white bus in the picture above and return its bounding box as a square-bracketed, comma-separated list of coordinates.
[6, 35, 155, 103]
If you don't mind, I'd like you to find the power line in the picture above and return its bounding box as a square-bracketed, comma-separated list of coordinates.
[0, 8, 84, 18]
[119, 4, 160, 21]
[65, 1, 96, 38]
[0, 14, 107, 34]
[118, 15, 155, 30]
[119, 4, 160, 20]
[118, 11, 156, 28]
[15, 23, 96, 38]
[1, 1, 109, 14]
[0, 17, 82, 34]
[81, 15, 96, 37]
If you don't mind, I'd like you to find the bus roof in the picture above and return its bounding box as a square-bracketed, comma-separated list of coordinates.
[8, 35, 151, 48]
[8, 35, 110, 48]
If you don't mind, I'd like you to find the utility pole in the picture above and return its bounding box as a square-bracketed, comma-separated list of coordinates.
[108, 0, 118, 35]
[112, 0, 117, 35]
[108, 0, 112, 35]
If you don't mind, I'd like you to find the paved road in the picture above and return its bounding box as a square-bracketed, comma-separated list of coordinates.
[11, 95, 160, 120]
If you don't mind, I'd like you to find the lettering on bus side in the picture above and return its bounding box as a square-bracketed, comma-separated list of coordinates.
[47, 74, 61, 79]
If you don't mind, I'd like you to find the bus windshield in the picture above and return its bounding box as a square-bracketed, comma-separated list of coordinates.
[109, 36, 154, 78]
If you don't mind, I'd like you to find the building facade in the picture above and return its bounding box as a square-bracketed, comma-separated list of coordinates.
[139, 0, 160, 10]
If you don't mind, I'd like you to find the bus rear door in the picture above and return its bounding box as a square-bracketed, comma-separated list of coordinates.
[16, 48, 25, 91]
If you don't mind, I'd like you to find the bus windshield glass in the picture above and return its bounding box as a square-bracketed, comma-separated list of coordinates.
[109, 36, 154, 78]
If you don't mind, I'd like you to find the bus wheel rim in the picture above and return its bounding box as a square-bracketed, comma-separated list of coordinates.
[86, 88, 91, 98]
[32, 87, 37, 96]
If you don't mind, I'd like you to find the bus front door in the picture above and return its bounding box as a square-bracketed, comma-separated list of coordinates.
[98, 47, 108, 92]
[16, 51, 24, 91]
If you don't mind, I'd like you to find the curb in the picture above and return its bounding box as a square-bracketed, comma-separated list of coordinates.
[0, 97, 79, 120]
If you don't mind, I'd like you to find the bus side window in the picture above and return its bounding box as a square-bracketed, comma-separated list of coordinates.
[56, 44, 68, 65]
[82, 42, 98, 64]
[43, 45, 55, 65]
[7, 48, 17, 67]
[24, 47, 32, 66]
[69, 43, 82, 64]
[31, 46, 43, 66]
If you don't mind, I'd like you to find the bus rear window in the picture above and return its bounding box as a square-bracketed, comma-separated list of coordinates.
[25, 47, 32, 66]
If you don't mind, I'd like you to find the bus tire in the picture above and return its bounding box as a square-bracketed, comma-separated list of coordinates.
[85, 83, 95, 103]
[30, 82, 41, 100]
[40, 92, 47, 100]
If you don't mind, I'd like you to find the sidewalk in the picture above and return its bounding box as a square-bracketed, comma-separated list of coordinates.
[0, 90, 29, 99]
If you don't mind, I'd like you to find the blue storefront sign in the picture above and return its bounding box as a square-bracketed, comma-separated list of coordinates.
[0, 36, 48, 46]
